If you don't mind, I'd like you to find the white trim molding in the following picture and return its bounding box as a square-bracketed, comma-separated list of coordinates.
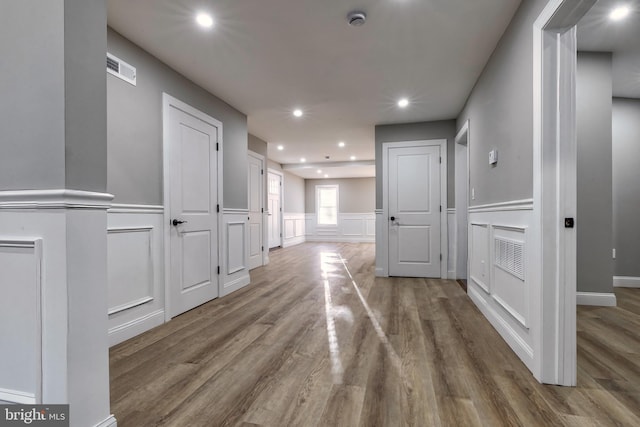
[0, 189, 113, 210]
[613, 276, 640, 288]
[468, 199, 534, 213]
[221, 211, 250, 297]
[576, 292, 617, 307]
[94, 414, 118, 427]
[306, 213, 375, 243]
[109, 204, 164, 214]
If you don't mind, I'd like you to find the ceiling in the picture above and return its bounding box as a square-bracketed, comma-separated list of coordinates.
[107, 0, 522, 178]
[578, 0, 640, 98]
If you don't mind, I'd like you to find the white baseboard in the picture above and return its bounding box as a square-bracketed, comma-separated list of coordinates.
[108, 310, 164, 347]
[613, 276, 640, 288]
[94, 414, 117, 427]
[375, 267, 387, 277]
[468, 285, 534, 370]
[447, 270, 457, 280]
[283, 236, 305, 248]
[576, 292, 617, 307]
[221, 273, 250, 297]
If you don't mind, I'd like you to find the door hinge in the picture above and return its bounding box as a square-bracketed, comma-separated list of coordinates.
[262, 246, 264, 251]
[439, 156, 442, 164]
[261, 169, 264, 175]
[440, 205, 442, 212]
[440, 254, 442, 261]
[261, 208, 264, 213]
[217, 204, 220, 213]
[280, 232, 282, 237]
[216, 142, 219, 151]
[217, 266, 220, 275]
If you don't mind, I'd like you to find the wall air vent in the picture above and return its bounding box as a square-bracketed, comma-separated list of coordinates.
[106, 53, 136, 86]
[495, 237, 525, 280]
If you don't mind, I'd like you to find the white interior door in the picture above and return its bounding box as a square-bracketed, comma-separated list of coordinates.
[248, 153, 264, 270]
[268, 172, 282, 248]
[388, 144, 441, 277]
[167, 103, 219, 318]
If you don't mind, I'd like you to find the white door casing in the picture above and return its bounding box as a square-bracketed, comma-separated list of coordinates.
[386, 142, 443, 278]
[455, 121, 470, 281]
[268, 171, 283, 249]
[163, 94, 222, 319]
[248, 152, 264, 270]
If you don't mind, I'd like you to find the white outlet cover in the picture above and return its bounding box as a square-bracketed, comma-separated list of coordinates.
[489, 149, 498, 165]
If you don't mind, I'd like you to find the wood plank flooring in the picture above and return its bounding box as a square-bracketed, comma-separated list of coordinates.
[110, 243, 640, 426]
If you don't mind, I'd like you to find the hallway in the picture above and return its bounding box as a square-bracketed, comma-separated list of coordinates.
[109, 243, 640, 426]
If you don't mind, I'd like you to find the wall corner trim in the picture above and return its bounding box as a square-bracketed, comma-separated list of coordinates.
[576, 292, 617, 307]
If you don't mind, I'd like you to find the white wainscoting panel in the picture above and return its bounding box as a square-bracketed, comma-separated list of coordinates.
[107, 207, 165, 346]
[222, 210, 250, 296]
[447, 209, 456, 279]
[283, 213, 306, 248]
[467, 201, 534, 371]
[306, 213, 375, 243]
[576, 292, 617, 306]
[0, 239, 42, 404]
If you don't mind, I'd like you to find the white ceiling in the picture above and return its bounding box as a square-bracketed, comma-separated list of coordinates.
[578, 0, 640, 99]
[107, 0, 522, 178]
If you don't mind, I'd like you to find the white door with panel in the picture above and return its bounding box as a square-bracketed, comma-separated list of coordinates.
[167, 103, 219, 318]
[248, 153, 264, 270]
[388, 144, 441, 277]
[268, 172, 282, 248]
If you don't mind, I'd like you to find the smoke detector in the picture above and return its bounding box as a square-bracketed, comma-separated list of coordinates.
[347, 11, 367, 27]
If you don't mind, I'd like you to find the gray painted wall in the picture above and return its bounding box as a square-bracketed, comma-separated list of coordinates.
[305, 178, 375, 213]
[612, 97, 640, 277]
[457, 0, 548, 206]
[283, 172, 305, 213]
[375, 120, 456, 210]
[107, 28, 248, 207]
[1, 1, 66, 190]
[576, 52, 613, 294]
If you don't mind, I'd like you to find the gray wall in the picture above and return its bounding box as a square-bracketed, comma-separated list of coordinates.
[107, 28, 248, 207]
[576, 52, 613, 293]
[612, 97, 640, 277]
[375, 120, 456, 209]
[1, 0, 108, 192]
[305, 178, 375, 213]
[457, 0, 548, 206]
[283, 172, 305, 213]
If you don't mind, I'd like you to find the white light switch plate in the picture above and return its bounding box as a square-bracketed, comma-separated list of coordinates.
[489, 149, 498, 165]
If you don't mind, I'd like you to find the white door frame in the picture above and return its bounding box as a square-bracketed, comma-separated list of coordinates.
[162, 93, 224, 321]
[267, 168, 284, 249]
[533, 0, 596, 385]
[248, 150, 266, 267]
[454, 120, 470, 281]
[381, 139, 448, 278]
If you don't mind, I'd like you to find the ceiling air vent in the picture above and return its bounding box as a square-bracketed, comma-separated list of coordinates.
[106, 52, 136, 86]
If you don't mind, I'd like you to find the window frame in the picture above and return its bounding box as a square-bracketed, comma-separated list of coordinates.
[315, 184, 339, 226]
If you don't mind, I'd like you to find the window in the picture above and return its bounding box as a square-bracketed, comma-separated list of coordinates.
[316, 185, 339, 225]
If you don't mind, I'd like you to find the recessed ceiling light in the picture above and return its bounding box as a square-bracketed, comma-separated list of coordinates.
[398, 98, 409, 108]
[317, 169, 322, 174]
[196, 13, 214, 28]
[350, 155, 356, 161]
[338, 141, 345, 148]
[324, 174, 329, 178]
[610, 6, 630, 20]
[293, 109, 303, 117]
[300, 157, 306, 163]
[277, 145, 284, 151]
